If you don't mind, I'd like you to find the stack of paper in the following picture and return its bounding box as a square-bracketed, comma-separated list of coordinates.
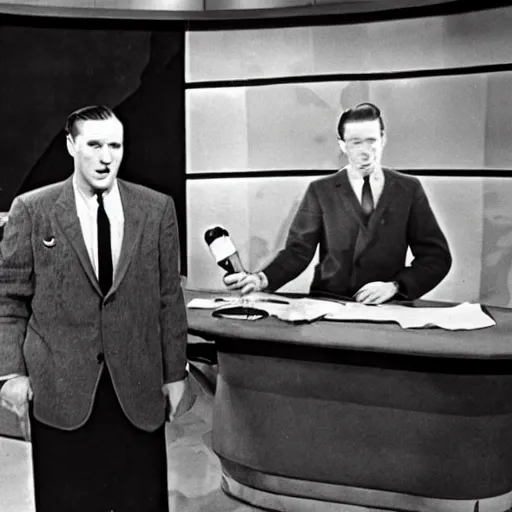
[324, 302, 495, 330]
[186, 293, 496, 331]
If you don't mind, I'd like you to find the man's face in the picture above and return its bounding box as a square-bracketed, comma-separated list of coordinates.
[66, 117, 124, 194]
[338, 119, 386, 176]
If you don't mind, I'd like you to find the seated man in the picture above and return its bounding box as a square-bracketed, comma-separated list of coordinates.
[225, 102, 452, 304]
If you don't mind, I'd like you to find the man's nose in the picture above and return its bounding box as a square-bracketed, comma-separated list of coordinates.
[100, 146, 112, 163]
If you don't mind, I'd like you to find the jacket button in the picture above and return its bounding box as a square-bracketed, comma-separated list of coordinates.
[96, 353, 105, 364]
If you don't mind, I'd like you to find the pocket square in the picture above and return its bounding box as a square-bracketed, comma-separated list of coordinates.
[43, 237, 56, 248]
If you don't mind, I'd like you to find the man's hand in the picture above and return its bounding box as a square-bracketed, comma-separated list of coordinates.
[162, 376, 196, 423]
[354, 281, 398, 305]
[223, 272, 266, 295]
[0, 376, 32, 418]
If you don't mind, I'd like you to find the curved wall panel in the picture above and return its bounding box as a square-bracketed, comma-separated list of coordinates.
[186, 5, 512, 307]
[186, 176, 485, 304]
[186, 6, 512, 81]
[0, 0, 497, 20]
[187, 73, 512, 174]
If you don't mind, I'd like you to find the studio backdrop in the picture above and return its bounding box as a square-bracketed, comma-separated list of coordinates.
[0, 16, 187, 269]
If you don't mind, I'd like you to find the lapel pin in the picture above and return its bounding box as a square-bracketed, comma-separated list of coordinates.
[43, 237, 56, 248]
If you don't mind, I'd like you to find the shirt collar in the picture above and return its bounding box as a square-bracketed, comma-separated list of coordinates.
[346, 165, 384, 183]
[72, 174, 120, 208]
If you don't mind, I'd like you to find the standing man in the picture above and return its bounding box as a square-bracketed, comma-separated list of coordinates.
[0, 105, 191, 511]
[225, 102, 451, 303]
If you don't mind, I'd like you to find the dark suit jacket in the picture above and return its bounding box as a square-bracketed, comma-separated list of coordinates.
[0, 177, 188, 431]
[264, 168, 452, 300]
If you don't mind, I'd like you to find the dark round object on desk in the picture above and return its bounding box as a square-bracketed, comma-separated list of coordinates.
[212, 306, 269, 321]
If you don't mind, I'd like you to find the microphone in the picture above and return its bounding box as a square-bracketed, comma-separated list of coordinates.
[204, 226, 245, 275]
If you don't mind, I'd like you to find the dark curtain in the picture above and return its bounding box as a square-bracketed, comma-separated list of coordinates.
[0, 16, 186, 270]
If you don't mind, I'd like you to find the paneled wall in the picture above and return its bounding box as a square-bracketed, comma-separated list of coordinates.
[185, 5, 512, 307]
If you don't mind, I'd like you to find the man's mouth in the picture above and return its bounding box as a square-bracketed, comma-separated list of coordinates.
[96, 168, 110, 175]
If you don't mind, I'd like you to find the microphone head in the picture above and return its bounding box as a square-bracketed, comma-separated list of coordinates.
[204, 225, 245, 274]
[204, 226, 229, 246]
[204, 225, 237, 263]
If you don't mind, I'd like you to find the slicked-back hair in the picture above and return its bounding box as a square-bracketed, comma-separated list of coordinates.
[65, 105, 118, 139]
[337, 102, 385, 141]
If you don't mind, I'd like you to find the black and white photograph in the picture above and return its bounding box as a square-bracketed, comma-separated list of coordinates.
[1, 1, 512, 511]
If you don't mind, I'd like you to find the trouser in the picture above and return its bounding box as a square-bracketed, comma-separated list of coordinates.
[30, 368, 169, 512]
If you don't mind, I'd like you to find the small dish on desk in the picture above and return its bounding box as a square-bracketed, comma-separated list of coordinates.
[212, 306, 269, 321]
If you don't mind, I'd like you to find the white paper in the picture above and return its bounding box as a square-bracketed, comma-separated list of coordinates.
[323, 301, 495, 330]
[187, 297, 237, 309]
[187, 295, 495, 331]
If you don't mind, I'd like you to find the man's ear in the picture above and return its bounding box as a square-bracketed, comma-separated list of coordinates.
[66, 135, 76, 157]
[338, 139, 347, 155]
[381, 132, 387, 148]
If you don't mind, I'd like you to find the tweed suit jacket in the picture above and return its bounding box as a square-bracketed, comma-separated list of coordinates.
[264, 168, 452, 300]
[0, 177, 187, 431]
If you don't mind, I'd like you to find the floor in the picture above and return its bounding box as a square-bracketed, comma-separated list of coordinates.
[0, 366, 260, 512]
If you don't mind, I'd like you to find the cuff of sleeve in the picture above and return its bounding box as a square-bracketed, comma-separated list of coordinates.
[392, 280, 407, 298]
[256, 271, 269, 290]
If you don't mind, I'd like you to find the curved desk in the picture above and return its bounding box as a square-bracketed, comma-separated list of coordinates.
[186, 290, 512, 512]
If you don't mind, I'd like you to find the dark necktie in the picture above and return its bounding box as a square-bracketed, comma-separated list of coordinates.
[96, 192, 113, 295]
[361, 175, 374, 225]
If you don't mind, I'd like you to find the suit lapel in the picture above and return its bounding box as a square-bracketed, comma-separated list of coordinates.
[367, 169, 397, 231]
[53, 178, 146, 298]
[110, 180, 146, 296]
[53, 177, 102, 296]
[334, 170, 367, 228]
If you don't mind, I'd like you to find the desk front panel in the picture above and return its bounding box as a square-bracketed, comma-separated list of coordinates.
[187, 291, 512, 507]
[212, 341, 512, 501]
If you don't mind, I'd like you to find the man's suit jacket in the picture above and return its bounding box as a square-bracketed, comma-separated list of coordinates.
[0, 177, 187, 431]
[264, 168, 452, 300]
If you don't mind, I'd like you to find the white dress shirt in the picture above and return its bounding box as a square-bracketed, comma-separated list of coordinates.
[346, 165, 385, 207]
[72, 175, 124, 281]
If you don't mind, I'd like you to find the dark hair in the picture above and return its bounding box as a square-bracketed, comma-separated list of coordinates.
[65, 105, 118, 138]
[337, 102, 385, 140]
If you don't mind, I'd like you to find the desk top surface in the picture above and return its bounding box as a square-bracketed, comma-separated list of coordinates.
[185, 290, 512, 360]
